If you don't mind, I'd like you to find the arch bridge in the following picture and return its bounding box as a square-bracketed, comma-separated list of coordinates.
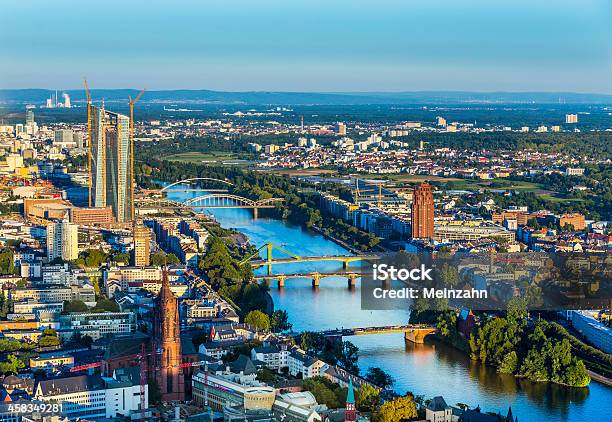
[184, 194, 284, 217]
[161, 177, 234, 192]
[319, 324, 437, 344]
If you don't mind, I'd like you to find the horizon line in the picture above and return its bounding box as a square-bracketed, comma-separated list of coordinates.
[1, 88, 612, 96]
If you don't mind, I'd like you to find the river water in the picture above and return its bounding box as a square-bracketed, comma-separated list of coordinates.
[166, 188, 611, 421]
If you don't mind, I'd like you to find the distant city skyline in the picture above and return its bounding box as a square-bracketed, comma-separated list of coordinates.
[1, 0, 611, 93]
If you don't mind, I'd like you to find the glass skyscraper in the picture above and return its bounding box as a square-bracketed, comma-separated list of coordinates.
[90, 105, 133, 223]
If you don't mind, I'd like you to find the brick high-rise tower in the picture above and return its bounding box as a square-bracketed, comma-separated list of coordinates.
[411, 182, 434, 240]
[154, 267, 184, 401]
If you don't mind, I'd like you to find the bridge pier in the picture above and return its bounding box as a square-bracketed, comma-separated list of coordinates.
[277, 275, 286, 289]
[404, 328, 436, 344]
[312, 272, 321, 287]
[347, 273, 358, 288]
[253, 208, 258, 219]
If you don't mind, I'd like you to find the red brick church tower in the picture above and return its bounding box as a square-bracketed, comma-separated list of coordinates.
[154, 267, 184, 401]
[344, 378, 356, 422]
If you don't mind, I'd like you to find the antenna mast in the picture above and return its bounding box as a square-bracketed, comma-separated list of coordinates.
[129, 89, 145, 222]
[84, 79, 92, 207]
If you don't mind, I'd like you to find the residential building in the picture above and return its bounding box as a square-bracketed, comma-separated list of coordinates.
[565, 113, 578, 124]
[58, 311, 136, 341]
[558, 213, 586, 230]
[570, 310, 612, 354]
[426, 396, 453, 422]
[133, 223, 151, 266]
[565, 167, 585, 176]
[41, 264, 77, 286]
[288, 349, 326, 378]
[251, 343, 290, 372]
[47, 220, 78, 261]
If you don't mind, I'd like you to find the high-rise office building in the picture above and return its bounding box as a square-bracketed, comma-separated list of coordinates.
[133, 223, 151, 266]
[336, 122, 347, 136]
[47, 220, 79, 261]
[25, 109, 35, 125]
[90, 105, 133, 223]
[411, 182, 434, 240]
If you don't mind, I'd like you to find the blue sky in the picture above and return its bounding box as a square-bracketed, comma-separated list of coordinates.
[1, 0, 611, 92]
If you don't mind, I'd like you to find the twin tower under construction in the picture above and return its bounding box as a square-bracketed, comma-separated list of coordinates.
[85, 81, 143, 223]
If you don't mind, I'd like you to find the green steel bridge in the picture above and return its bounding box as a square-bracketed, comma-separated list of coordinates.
[240, 242, 381, 273]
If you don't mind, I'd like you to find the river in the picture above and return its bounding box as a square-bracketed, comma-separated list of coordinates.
[166, 188, 612, 421]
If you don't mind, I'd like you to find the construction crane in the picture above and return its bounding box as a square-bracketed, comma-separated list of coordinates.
[70, 342, 155, 422]
[84, 79, 92, 207]
[128, 89, 145, 222]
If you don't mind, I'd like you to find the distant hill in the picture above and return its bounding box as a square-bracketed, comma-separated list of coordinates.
[1, 89, 611, 105]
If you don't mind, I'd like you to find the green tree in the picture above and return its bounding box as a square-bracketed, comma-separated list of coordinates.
[244, 310, 270, 330]
[524, 285, 543, 308]
[39, 335, 60, 347]
[0, 354, 25, 375]
[439, 263, 460, 287]
[338, 341, 360, 374]
[0, 249, 15, 275]
[300, 332, 326, 355]
[498, 351, 518, 374]
[0, 339, 36, 353]
[302, 377, 342, 409]
[270, 309, 292, 333]
[81, 249, 109, 268]
[93, 298, 119, 312]
[355, 384, 381, 412]
[69, 332, 94, 348]
[365, 367, 394, 389]
[63, 300, 88, 313]
[150, 252, 180, 266]
[376, 394, 418, 422]
[113, 252, 131, 264]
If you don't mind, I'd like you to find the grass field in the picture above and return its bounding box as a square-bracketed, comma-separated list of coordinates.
[165, 152, 250, 166]
[538, 193, 586, 203]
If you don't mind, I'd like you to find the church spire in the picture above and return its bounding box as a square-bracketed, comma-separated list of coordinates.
[345, 378, 356, 422]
